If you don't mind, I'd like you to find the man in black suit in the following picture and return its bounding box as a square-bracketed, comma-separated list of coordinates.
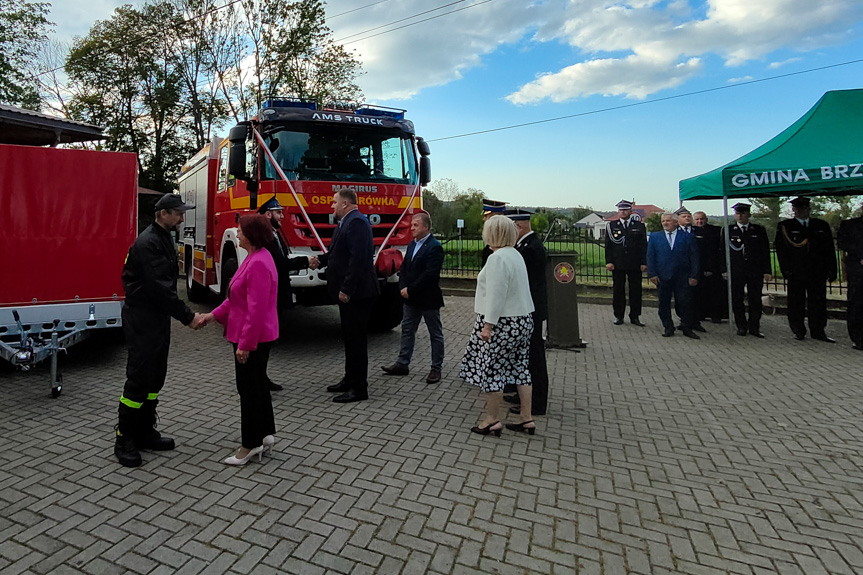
[775, 196, 838, 342]
[720, 203, 772, 337]
[381, 212, 445, 383]
[258, 196, 314, 391]
[319, 189, 380, 402]
[605, 199, 648, 326]
[505, 209, 549, 416]
[692, 211, 724, 324]
[838, 215, 863, 350]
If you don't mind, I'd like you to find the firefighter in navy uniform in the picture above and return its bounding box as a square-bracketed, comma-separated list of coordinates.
[838, 214, 863, 350]
[605, 199, 648, 326]
[720, 203, 771, 337]
[775, 196, 838, 342]
[115, 193, 203, 468]
[480, 199, 508, 268]
[504, 209, 550, 416]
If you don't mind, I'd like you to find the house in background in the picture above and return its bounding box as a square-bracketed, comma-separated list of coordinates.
[591, 203, 665, 239]
[574, 211, 609, 239]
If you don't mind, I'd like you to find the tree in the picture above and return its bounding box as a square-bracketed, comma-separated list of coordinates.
[644, 212, 662, 232]
[220, 0, 363, 122]
[0, 0, 52, 109]
[530, 212, 549, 235]
[751, 197, 782, 242]
[66, 3, 194, 192]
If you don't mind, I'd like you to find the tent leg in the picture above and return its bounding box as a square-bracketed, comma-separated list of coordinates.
[723, 196, 735, 341]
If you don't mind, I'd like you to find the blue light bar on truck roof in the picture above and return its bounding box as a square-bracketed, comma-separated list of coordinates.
[356, 105, 405, 120]
[262, 99, 317, 110]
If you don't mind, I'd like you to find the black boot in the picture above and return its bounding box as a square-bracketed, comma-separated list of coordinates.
[115, 404, 142, 467]
[137, 399, 175, 451]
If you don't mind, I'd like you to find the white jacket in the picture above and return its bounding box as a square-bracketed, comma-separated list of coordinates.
[474, 246, 535, 325]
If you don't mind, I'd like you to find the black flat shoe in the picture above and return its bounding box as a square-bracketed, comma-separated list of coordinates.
[749, 331, 765, 338]
[505, 420, 536, 435]
[471, 421, 502, 436]
[682, 329, 700, 340]
[793, 333, 806, 341]
[692, 324, 707, 333]
[630, 318, 645, 327]
[737, 329, 748, 336]
[813, 335, 836, 343]
[333, 390, 368, 403]
[267, 380, 284, 391]
[662, 328, 675, 337]
[613, 318, 624, 325]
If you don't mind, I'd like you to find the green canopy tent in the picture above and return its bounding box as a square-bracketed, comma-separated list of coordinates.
[678, 88, 863, 337]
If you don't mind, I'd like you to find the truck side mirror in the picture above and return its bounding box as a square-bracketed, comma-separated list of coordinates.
[417, 137, 430, 157]
[228, 125, 249, 180]
[420, 156, 431, 186]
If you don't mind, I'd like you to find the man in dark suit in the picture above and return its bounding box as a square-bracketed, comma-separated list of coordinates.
[258, 196, 313, 391]
[720, 203, 772, 337]
[505, 209, 550, 416]
[605, 199, 648, 326]
[838, 215, 863, 350]
[674, 206, 706, 333]
[775, 196, 838, 342]
[647, 212, 700, 339]
[692, 211, 725, 324]
[318, 189, 380, 402]
[380, 212, 445, 383]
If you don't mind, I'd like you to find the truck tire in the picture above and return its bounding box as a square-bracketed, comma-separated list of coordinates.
[185, 250, 209, 303]
[220, 256, 238, 300]
[368, 283, 403, 332]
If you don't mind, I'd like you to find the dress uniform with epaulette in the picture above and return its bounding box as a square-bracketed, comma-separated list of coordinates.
[721, 203, 771, 337]
[775, 197, 837, 342]
[605, 199, 648, 326]
[838, 215, 863, 350]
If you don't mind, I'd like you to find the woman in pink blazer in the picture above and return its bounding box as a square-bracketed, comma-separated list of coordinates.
[202, 214, 279, 465]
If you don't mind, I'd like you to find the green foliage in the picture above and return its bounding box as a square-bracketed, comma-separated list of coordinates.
[644, 212, 662, 232]
[0, 0, 52, 109]
[530, 212, 549, 234]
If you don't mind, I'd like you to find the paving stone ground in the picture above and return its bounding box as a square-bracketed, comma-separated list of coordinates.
[2, 291, 863, 575]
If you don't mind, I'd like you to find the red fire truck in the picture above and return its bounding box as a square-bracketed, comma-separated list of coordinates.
[0, 105, 138, 397]
[178, 100, 431, 330]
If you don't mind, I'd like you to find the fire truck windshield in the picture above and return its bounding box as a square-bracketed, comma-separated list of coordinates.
[262, 125, 418, 184]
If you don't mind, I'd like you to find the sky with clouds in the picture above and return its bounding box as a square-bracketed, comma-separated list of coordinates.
[49, 0, 863, 213]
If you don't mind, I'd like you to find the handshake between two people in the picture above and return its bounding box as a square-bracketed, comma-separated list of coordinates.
[187, 312, 216, 330]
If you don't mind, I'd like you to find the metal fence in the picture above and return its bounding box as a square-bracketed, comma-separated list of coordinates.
[438, 229, 848, 296]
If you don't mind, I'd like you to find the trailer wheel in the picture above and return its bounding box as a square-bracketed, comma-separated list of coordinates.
[368, 283, 403, 332]
[185, 251, 209, 303]
[220, 257, 238, 300]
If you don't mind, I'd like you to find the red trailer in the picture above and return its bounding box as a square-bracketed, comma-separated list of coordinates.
[0, 105, 137, 397]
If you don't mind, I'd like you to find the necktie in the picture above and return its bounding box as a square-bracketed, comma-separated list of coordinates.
[667, 232, 673, 248]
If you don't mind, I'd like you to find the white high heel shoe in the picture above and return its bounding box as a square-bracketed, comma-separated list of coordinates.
[262, 435, 275, 456]
[224, 445, 263, 466]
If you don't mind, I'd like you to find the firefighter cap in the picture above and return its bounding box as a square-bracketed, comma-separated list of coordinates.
[615, 200, 633, 210]
[505, 208, 533, 221]
[731, 202, 751, 213]
[674, 206, 691, 216]
[789, 196, 811, 208]
[258, 196, 284, 213]
[482, 199, 508, 215]
[154, 193, 191, 212]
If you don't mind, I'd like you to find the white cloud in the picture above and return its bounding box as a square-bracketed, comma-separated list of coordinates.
[768, 57, 803, 69]
[727, 75, 753, 83]
[326, 0, 563, 101]
[506, 0, 863, 104]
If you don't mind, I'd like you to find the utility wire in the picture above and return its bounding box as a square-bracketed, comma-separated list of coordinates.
[428, 57, 863, 142]
[329, 0, 395, 20]
[333, 0, 474, 43]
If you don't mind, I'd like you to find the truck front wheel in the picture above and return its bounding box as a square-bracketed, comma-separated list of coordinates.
[220, 257, 238, 301]
[368, 283, 404, 332]
[185, 250, 209, 303]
